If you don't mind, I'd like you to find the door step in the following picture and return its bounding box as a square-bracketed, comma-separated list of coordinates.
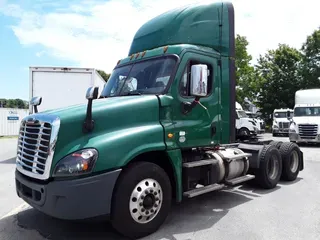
[223, 153, 252, 161]
[224, 174, 255, 186]
[183, 183, 225, 198]
[182, 159, 218, 168]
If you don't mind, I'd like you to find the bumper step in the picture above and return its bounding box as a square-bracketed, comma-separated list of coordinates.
[224, 174, 255, 186]
[183, 183, 225, 198]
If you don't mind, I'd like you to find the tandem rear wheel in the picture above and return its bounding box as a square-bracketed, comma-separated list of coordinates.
[111, 161, 172, 239]
[253, 145, 282, 189]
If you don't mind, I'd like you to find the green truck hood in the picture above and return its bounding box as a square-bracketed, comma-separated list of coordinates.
[46, 95, 165, 175]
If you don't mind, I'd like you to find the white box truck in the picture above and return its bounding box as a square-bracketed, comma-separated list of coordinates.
[29, 67, 107, 114]
[289, 89, 320, 144]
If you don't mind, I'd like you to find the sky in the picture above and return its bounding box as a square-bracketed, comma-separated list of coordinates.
[0, 0, 319, 101]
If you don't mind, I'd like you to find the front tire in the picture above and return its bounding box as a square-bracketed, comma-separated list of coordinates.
[111, 162, 172, 239]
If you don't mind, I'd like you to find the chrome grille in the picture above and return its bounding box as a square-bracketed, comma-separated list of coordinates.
[279, 122, 289, 129]
[298, 124, 318, 139]
[16, 114, 60, 180]
[17, 120, 52, 175]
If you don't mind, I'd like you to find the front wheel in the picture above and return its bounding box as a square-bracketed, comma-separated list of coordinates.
[111, 162, 172, 239]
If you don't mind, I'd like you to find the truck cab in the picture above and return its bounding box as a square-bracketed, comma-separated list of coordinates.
[245, 111, 265, 134]
[272, 108, 293, 136]
[14, 2, 304, 239]
[289, 89, 320, 143]
[235, 109, 258, 138]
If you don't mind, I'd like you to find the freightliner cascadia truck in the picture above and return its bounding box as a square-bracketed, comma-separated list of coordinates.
[15, 2, 304, 239]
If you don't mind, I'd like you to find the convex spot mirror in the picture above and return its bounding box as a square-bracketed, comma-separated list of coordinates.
[86, 86, 99, 100]
[190, 64, 209, 97]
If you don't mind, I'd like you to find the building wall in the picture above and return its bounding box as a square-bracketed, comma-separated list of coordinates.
[0, 108, 28, 136]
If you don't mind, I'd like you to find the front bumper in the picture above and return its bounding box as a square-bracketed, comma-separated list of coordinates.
[289, 133, 320, 143]
[15, 169, 121, 220]
[273, 128, 289, 134]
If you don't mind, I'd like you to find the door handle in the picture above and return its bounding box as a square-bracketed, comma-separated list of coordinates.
[211, 123, 216, 137]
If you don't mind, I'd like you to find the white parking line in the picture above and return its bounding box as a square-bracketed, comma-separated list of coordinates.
[0, 203, 30, 220]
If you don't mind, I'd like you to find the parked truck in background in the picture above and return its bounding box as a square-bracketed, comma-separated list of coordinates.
[289, 89, 320, 144]
[235, 107, 258, 139]
[29, 67, 106, 114]
[15, 2, 304, 239]
[272, 108, 293, 136]
[246, 111, 265, 134]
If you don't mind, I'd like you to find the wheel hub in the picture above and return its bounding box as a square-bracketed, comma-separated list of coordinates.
[129, 178, 163, 224]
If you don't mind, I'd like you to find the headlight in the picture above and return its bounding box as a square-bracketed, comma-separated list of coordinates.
[53, 148, 98, 177]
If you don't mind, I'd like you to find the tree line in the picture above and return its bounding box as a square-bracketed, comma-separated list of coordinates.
[0, 99, 29, 109]
[235, 27, 320, 122]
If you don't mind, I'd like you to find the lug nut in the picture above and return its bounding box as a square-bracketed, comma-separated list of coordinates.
[154, 204, 158, 208]
[141, 195, 145, 199]
[146, 211, 149, 214]
[139, 202, 143, 206]
[145, 190, 149, 194]
[154, 192, 157, 196]
[150, 189, 154, 193]
[141, 208, 145, 212]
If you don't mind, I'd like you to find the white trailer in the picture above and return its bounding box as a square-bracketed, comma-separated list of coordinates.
[29, 67, 106, 114]
[289, 89, 320, 143]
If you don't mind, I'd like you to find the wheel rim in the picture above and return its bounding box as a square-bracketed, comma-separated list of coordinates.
[267, 155, 279, 180]
[290, 150, 299, 173]
[129, 178, 163, 224]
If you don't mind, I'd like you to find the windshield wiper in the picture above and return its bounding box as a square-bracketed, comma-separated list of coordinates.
[121, 91, 142, 96]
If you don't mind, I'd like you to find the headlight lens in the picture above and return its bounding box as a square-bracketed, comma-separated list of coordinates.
[53, 148, 98, 177]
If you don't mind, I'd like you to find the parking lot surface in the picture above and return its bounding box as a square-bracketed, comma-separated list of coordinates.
[0, 134, 319, 240]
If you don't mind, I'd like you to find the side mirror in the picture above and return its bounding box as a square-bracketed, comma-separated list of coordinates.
[286, 110, 291, 119]
[190, 64, 208, 97]
[86, 86, 99, 100]
[30, 96, 42, 113]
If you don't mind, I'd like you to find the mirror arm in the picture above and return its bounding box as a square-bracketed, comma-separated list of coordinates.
[182, 96, 200, 115]
[34, 105, 38, 114]
[83, 99, 94, 133]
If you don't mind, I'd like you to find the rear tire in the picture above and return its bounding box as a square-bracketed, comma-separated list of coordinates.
[269, 140, 283, 149]
[254, 145, 282, 189]
[279, 142, 301, 181]
[111, 162, 172, 239]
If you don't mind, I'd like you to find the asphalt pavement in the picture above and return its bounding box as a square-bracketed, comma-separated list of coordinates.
[0, 134, 320, 240]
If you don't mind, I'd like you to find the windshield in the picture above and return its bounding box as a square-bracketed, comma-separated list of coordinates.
[294, 107, 320, 117]
[237, 110, 248, 118]
[101, 56, 177, 97]
[274, 112, 293, 118]
[246, 113, 255, 119]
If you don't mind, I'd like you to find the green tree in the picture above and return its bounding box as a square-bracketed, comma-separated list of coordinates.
[97, 70, 111, 82]
[235, 34, 257, 105]
[255, 44, 303, 119]
[301, 27, 320, 88]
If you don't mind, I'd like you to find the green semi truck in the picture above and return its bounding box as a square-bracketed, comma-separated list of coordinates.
[15, 2, 304, 239]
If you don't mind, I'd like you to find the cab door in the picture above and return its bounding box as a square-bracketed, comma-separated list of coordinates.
[169, 51, 221, 148]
